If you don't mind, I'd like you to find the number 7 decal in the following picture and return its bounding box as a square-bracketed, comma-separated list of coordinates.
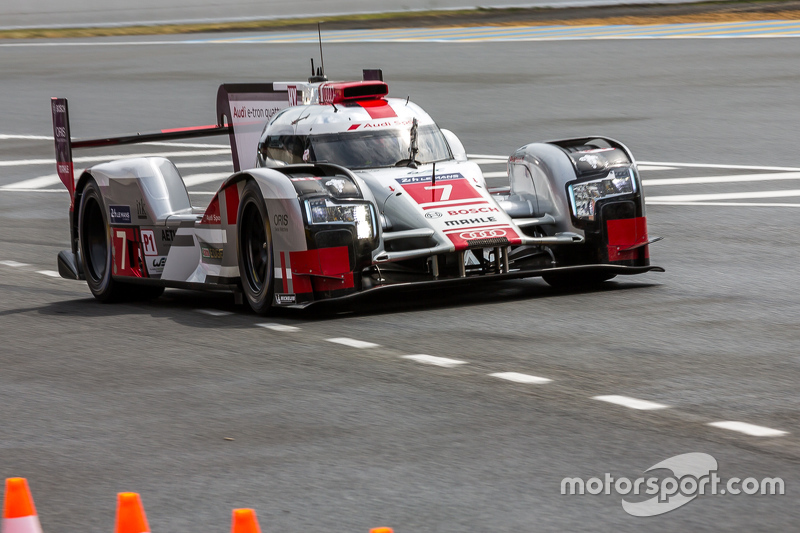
[115, 230, 127, 271]
[424, 184, 452, 202]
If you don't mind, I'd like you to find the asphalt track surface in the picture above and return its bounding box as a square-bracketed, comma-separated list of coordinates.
[2, 32, 800, 532]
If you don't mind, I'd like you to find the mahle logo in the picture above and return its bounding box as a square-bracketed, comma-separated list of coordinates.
[561, 453, 784, 517]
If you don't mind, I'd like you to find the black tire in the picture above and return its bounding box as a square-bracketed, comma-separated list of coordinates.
[78, 180, 128, 302]
[237, 181, 275, 314]
[542, 271, 616, 289]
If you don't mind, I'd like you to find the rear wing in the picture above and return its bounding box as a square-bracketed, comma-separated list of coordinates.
[51, 83, 296, 209]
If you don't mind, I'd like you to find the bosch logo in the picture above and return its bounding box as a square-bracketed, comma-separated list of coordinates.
[425, 211, 442, 219]
[459, 229, 507, 240]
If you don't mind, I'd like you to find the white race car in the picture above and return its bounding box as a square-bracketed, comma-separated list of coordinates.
[52, 68, 662, 312]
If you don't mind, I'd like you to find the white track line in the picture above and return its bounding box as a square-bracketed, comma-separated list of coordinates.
[0, 149, 230, 167]
[638, 161, 800, 172]
[183, 173, 229, 187]
[36, 270, 60, 278]
[646, 201, 800, 208]
[647, 189, 800, 202]
[490, 372, 552, 384]
[175, 160, 232, 169]
[467, 154, 507, 160]
[469, 159, 507, 165]
[643, 171, 800, 187]
[0, 260, 29, 267]
[637, 165, 677, 171]
[593, 395, 669, 410]
[197, 309, 233, 316]
[257, 323, 300, 332]
[708, 421, 787, 437]
[402, 354, 466, 368]
[1, 174, 61, 190]
[0, 134, 52, 140]
[327, 337, 380, 349]
[483, 171, 507, 178]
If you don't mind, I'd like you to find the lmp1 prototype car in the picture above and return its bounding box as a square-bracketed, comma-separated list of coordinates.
[51, 68, 662, 313]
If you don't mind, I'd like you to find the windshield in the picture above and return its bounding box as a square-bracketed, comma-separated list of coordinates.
[310, 125, 451, 169]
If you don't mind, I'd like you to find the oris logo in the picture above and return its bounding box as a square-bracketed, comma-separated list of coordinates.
[425, 211, 442, 219]
[459, 229, 507, 240]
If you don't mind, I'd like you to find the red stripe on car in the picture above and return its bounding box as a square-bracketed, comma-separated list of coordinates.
[358, 100, 397, 119]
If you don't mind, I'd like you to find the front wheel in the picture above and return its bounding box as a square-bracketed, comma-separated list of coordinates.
[237, 181, 275, 314]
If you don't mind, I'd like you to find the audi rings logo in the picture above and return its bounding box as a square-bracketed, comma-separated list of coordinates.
[425, 211, 442, 219]
[459, 229, 507, 240]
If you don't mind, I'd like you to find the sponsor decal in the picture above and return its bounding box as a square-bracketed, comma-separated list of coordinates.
[347, 119, 413, 131]
[396, 173, 463, 185]
[325, 178, 346, 193]
[425, 211, 442, 219]
[201, 197, 221, 225]
[458, 229, 507, 240]
[273, 213, 289, 233]
[446, 207, 499, 215]
[445, 216, 497, 227]
[287, 85, 298, 106]
[140, 230, 158, 256]
[275, 293, 297, 305]
[201, 246, 223, 260]
[148, 256, 167, 275]
[161, 229, 176, 243]
[232, 104, 282, 121]
[109, 205, 131, 224]
[136, 199, 147, 220]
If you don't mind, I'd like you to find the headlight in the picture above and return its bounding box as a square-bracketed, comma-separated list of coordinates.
[304, 198, 375, 240]
[569, 168, 636, 221]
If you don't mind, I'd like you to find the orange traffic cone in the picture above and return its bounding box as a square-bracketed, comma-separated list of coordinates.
[231, 509, 261, 533]
[114, 493, 149, 533]
[2, 478, 43, 533]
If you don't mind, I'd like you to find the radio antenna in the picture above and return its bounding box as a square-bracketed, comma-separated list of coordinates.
[317, 22, 325, 78]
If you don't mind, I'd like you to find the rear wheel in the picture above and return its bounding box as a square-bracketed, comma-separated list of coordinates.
[78, 180, 164, 302]
[78, 180, 126, 302]
[237, 181, 274, 314]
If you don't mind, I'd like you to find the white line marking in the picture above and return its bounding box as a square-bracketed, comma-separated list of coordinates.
[402, 354, 467, 368]
[490, 372, 552, 384]
[469, 159, 507, 165]
[643, 171, 800, 187]
[646, 201, 800, 208]
[0, 260, 29, 267]
[467, 154, 508, 160]
[0, 189, 66, 193]
[183, 173, 229, 187]
[197, 309, 233, 317]
[327, 337, 380, 349]
[708, 421, 787, 437]
[638, 161, 800, 172]
[637, 165, 678, 171]
[647, 189, 800, 202]
[0, 149, 231, 167]
[36, 270, 60, 278]
[593, 395, 669, 410]
[256, 323, 300, 332]
[482, 171, 508, 178]
[0, 134, 52, 140]
[146, 142, 228, 149]
[1, 174, 61, 190]
[175, 160, 231, 169]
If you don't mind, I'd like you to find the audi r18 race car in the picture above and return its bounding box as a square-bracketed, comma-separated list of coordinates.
[51, 68, 662, 313]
